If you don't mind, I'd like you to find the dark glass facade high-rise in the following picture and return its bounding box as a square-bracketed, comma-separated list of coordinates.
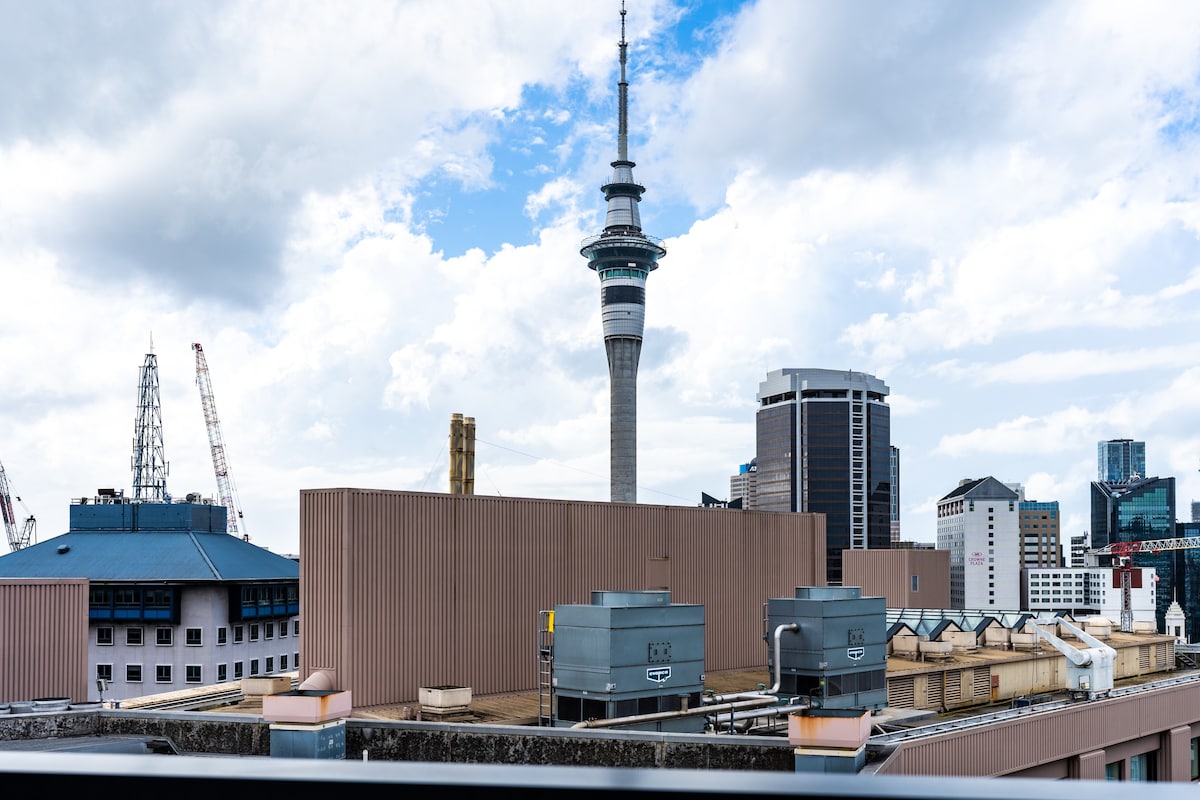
[756, 368, 892, 585]
[1090, 476, 1179, 636]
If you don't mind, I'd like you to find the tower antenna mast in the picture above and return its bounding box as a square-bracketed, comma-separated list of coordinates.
[579, 1, 666, 503]
[131, 336, 169, 502]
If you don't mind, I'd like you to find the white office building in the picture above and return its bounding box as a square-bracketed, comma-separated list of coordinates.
[1023, 566, 1156, 624]
[936, 477, 1021, 609]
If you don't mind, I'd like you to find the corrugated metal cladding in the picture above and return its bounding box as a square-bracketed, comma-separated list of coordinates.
[299, 490, 825, 708]
[842, 549, 950, 609]
[875, 680, 1200, 779]
[0, 579, 89, 703]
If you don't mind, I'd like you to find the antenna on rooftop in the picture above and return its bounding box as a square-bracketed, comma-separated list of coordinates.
[131, 338, 169, 502]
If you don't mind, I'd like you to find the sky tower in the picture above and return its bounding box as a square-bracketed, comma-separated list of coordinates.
[580, 3, 666, 504]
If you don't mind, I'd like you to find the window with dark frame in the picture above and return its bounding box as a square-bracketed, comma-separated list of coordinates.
[96, 664, 113, 682]
[127, 627, 143, 646]
[186, 665, 202, 684]
[156, 627, 173, 646]
[126, 664, 142, 682]
[234, 661, 244, 679]
[250, 659, 260, 676]
[186, 628, 202, 646]
[266, 656, 274, 673]
[234, 625, 244, 643]
[156, 664, 172, 683]
[217, 627, 227, 645]
[97, 627, 114, 646]
[217, 663, 228, 682]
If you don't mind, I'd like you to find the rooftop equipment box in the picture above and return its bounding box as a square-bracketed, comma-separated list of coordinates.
[766, 586, 887, 711]
[552, 590, 705, 732]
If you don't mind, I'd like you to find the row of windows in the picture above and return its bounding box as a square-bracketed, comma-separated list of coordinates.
[97, 653, 299, 685]
[97, 620, 299, 646]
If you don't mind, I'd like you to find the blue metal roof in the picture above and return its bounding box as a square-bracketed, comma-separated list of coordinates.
[0, 530, 298, 582]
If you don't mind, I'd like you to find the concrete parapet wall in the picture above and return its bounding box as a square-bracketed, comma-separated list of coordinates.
[349, 721, 795, 770]
[0, 711, 793, 770]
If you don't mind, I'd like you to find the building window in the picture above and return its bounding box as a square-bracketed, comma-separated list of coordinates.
[217, 627, 227, 645]
[234, 661, 244, 679]
[280, 654, 288, 671]
[156, 627, 173, 646]
[249, 623, 260, 642]
[127, 627, 143, 646]
[1191, 737, 1199, 781]
[217, 663, 228, 682]
[1105, 761, 1123, 781]
[1129, 752, 1156, 782]
[186, 628, 202, 646]
[293, 620, 299, 637]
[156, 664, 172, 683]
[265, 622, 274, 640]
[126, 664, 142, 683]
[186, 665, 202, 684]
[97, 627, 114, 646]
[266, 656, 274, 673]
[97, 664, 113, 682]
[910, 575, 919, 592]
[279, 623, 287, 639]
[250, 659, 260, 676]
[294, 652, 299, 669]
[234, 625, 244, 644]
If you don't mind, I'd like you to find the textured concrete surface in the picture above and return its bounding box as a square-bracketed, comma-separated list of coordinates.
[0, 711, 793, 770]
[606, 337, 642, 504]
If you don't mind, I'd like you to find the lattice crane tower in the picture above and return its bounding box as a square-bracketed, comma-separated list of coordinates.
[193, 343, 247, 540]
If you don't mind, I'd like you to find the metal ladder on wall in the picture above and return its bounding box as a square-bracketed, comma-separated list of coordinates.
[536, 610, 555, 726]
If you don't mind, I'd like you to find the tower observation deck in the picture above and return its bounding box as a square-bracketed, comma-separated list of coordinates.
[581, 3, 666, 504]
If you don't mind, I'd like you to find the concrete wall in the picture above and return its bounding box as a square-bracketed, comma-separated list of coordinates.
[844, 550, 950, 608]
[299, 490, 826, 707]
[0, 711, 794, 770]
[0, 579, 88, 703]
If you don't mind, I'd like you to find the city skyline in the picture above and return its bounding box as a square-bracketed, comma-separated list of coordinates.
[2, 2, 1200, 555]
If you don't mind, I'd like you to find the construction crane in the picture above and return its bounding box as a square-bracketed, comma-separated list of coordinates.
[1086, 536, 1200, 633]
[0, 459, 36, 552]
[192, 343, 247, 541]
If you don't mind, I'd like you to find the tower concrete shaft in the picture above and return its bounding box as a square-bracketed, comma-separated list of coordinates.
[580, 4, 665, 503]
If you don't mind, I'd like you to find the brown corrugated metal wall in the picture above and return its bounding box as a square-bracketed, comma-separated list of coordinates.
[300, 490, 825, 707]
[842, 549, 950, 608]
[874, 679, 1200, 780]
[0, 579, 89, 703]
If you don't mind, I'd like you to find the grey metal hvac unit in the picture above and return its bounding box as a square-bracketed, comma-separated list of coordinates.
[552, 590, 704, 732]
[765, 586, 887, 711]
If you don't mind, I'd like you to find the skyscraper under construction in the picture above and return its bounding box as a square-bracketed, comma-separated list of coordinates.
[580, 4, 666, 503]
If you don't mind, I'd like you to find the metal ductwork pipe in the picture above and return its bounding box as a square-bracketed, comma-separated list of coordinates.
[768, 623, 799, 694]
[569, 697, 776, 730]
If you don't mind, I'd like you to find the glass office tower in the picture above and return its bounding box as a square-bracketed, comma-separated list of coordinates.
[756, 368, 892, 585]
[1097, 439, 1146, 483]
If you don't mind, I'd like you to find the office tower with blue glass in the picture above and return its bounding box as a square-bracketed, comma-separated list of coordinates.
[1097, 439, 1146, 483]
[581, 6, 666, 504]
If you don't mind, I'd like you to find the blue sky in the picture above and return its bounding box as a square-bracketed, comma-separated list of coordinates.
[2, 0, 1200, 558]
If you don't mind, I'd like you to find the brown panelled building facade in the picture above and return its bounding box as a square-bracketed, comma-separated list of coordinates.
[0, 578, 89, 704]
[299, 490, 826, 708]
[842, 549, 950, 609]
